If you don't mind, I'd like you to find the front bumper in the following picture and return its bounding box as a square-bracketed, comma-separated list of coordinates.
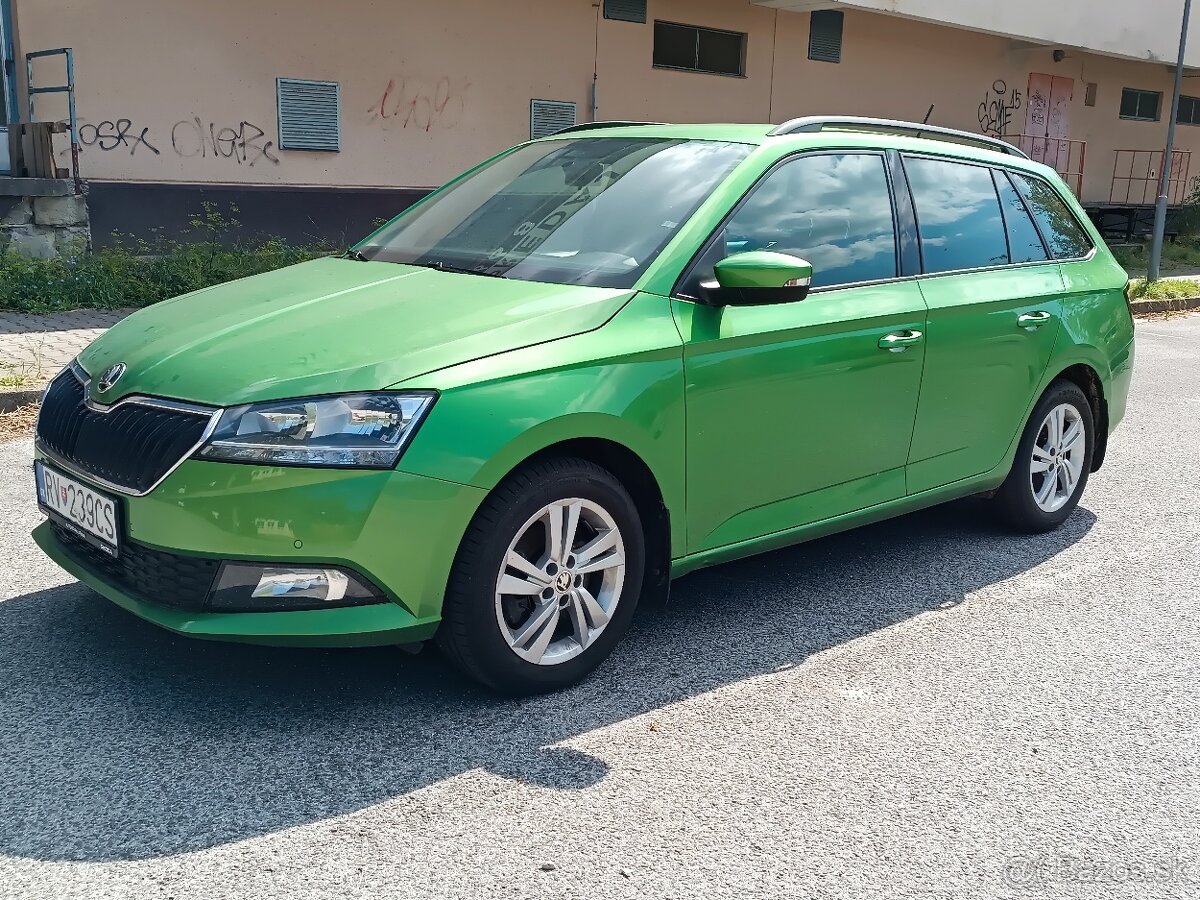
[32, 455, 488, 647]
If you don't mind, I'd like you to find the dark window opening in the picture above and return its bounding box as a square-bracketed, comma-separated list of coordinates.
[653, 21, 746, 77]
[1178, 94, 1200, 126]
[1120, 88, 1162, 121]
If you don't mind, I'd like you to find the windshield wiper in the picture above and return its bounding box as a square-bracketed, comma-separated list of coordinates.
[414, 260, 508, 279]
[344, 248, 371, 262]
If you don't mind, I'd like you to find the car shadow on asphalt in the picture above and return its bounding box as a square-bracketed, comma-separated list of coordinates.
[0, 498, 1095, 861]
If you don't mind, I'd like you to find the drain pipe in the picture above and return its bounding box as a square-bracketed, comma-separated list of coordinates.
[591, 1, 601, 120]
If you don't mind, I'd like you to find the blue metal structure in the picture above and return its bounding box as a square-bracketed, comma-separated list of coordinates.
[1, 0, 15, 174]
[1, 0, 16, 119]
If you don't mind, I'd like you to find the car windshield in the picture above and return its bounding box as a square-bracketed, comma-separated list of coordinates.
[354, 137, 751, 288]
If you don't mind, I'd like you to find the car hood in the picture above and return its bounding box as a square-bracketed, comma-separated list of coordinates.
[76, 257, 635, 406]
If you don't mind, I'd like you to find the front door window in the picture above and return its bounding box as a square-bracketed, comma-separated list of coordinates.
[679, 152, 897, 297]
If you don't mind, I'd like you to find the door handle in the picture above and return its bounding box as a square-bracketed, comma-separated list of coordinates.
[878, 330, 923, 352]
[1018, 311, 1052, 330]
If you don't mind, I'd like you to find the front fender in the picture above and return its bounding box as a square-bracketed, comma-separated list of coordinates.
[395, 292, 687, 555]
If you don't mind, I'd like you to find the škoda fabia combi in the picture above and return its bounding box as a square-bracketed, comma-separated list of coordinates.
[33, 118, 1134, 693]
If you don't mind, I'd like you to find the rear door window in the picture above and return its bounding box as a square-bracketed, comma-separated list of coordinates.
[1010, 172, 1094, 259]
[904, 156, 1009, 274]
[993, 170, 1049, 264]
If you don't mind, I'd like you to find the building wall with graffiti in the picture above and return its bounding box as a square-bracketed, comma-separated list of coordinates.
[10, 0, 1200, 239]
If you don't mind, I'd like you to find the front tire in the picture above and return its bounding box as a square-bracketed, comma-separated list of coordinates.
[437, 457, 645, 694]
[994, 380, 1094, 533]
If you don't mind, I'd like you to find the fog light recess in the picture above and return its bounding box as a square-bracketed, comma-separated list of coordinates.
[210, 563, 386, 612]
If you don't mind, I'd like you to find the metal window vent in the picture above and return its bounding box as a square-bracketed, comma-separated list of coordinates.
[808, 10, 844, 63]
[277, 78, 340, 151]
[604, 0, 647, 23]
[530, 100, 577, 140]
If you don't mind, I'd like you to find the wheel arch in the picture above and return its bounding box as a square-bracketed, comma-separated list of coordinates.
[1047, 362, 1108, 471]
[490, 437, 673, 606]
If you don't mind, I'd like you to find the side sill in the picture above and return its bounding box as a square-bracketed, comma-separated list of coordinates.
[669, 466, 1008, 579]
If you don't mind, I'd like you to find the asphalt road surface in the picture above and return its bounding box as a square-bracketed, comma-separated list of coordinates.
[1, 316, 1197, 900]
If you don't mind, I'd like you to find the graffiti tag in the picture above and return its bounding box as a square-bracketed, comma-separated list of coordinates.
[369, 76, 470, 131]
[79, 119, 161, 156]
[71, 116, 280, 166]
[978, 80, 1022, 137]
[171, 118, 280, 166]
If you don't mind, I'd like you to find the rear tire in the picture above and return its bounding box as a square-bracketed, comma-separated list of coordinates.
[994, 380, 1094, 533]
[437, 456, 645, 694]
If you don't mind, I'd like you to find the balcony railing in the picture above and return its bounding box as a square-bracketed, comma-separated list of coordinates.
[1109, 149, 1192, 205]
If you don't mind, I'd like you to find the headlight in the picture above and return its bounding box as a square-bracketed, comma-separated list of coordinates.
[196, 392, 435, 468]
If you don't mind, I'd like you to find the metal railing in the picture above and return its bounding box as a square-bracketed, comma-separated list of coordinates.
[1109, 149, 1192, 205]
[25, 47, 80, 193]
[1002, 134, 1086, 197]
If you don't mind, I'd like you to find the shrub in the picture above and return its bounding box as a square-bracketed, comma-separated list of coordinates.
[1127, 277, 1200, 301]
[0, 203, 332, 314]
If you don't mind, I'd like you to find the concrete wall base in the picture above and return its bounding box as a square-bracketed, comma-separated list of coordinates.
[1, 192, 92, 259]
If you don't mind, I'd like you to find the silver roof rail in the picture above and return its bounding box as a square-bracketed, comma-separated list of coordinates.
[550, 120, 670, 136]
[768, 116, 1029, 159]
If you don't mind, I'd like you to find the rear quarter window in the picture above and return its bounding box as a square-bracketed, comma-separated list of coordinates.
[1011, 173, 1094, 260]
[993, 171, 1049, 264]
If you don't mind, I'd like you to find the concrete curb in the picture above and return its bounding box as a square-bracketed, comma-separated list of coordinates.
[0, 388, 44, 413]
[1130, 296, 1200, 316]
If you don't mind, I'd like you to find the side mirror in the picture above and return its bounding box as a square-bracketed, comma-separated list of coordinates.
[700, 251, 813, 307]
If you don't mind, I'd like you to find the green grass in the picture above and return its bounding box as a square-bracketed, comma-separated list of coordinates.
[0, 356, 46, 389]
[0, 240, 325, 314]
[1109, 237, 1200, 275]
[0, 202, 334, 314]
[1127, 277, 1200, 301]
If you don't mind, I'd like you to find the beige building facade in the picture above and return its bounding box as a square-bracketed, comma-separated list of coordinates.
[3, 0, 1199, 244]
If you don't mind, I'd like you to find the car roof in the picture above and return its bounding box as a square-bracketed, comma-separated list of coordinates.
[533, 121, 1056, 177]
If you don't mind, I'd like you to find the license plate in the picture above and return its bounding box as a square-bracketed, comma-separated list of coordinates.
[35, 461, 121, 557]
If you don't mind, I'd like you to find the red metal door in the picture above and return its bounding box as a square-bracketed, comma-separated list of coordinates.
[1024, 73, 1073, 174]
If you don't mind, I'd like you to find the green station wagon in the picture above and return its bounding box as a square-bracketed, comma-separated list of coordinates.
[32, 117, 1134, 693]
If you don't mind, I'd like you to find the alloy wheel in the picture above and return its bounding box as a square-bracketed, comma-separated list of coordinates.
[494, 498, 626, 666]
[1029, 403, 1086, 513]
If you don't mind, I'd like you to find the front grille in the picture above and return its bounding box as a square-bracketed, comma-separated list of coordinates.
[36, 366, 214, 493]
[50, 520, 220, 611]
